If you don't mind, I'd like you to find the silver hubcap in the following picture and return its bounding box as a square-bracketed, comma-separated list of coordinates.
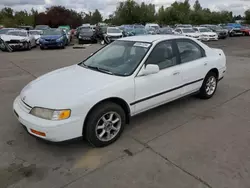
[206, 76, 216, 95]
[95, 112, 121, 142]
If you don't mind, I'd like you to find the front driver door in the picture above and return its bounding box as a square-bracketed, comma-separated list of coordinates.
[133, 40, 183, 114]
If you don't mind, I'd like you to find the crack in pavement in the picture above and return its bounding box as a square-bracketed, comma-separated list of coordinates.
[8, 60, 37, 78]
[130, 136, 212, 188]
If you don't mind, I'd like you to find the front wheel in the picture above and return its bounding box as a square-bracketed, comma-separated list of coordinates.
[198, 72, 218, 99]
[84, 102, 126, 147]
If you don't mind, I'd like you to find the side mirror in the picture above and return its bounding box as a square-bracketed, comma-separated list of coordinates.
[138, 64, 160, 76]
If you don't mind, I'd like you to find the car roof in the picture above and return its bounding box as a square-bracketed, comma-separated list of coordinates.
[118, 35, 189, 43]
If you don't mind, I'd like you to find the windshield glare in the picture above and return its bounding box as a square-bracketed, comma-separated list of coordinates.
[182, 29, 195, 33]
[108, 28, 121, 33]
[43, 29, 61, 35]
[199, 28, 211, 32]
[7, 31, 27, 36]
[81, 40, 151, 76]
[151, 26, 159, 30]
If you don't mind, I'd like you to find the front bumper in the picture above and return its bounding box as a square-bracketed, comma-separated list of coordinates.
[40, 40, 64, 48]
[200, 36, 218, 41]
[13, 96, 83, 142]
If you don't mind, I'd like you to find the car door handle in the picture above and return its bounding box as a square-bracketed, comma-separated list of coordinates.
[204, 62, 208, 66]
[173, 71, 180, 75]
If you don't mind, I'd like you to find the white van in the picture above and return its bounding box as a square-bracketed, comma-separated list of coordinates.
[145, 23, 160, 33]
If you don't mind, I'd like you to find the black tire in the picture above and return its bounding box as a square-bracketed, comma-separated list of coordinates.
[198, 72, 218, 99]
[84, 102, 126, 147]
[27, 42, 31, 50]
[40, 46, 44, 50]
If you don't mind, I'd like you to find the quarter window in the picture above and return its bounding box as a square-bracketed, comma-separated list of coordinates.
[176, 40, 204, 63]
[145, 41, 177, 70]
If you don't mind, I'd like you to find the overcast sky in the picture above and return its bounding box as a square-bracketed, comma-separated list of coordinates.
[0, 0, 249, 17]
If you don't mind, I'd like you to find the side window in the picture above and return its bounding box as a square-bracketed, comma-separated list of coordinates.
[145, 41, 177, 70]
[193, 28, 198, 31]
[176, 39, 204, 63]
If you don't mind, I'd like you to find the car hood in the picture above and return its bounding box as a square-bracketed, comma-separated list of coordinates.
[0, 34, 26, 41]
[20, 65, 123, 108]
[41, 35, 61, 40]
[107, 33, 123, 36]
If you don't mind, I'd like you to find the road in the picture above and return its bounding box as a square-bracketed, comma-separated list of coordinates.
[0, 37, 250, 188]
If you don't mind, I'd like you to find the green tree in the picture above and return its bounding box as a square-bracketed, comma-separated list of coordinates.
[91, 9, 103, 24]
[245, 10, 250, 23]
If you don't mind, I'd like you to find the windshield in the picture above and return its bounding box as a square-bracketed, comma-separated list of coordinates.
[134, 25, 144, 29]
[30, 30, 42, 35]
[80, 40, 151, 76]
[0, 29, 13, 34]
[134, 28, 147, 34]
[107, 28, 121, 33]
[7, 31, 27, 36]
[182, 25, 192, 28]
[151, 25, 159, 30]
[35, 25, 49, 30]
[43, 29, 61, 35]
[161, 28, 173, 33]
[199, 28, 211, 32]
[182, 28, 195, 33]
[80, 28, 92, 32]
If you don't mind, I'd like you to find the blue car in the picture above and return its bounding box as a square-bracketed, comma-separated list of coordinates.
[39, 28, 68, 49]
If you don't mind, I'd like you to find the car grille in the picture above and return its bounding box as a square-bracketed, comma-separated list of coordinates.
[45, 39, 56, 42]
[209, 35, 216, 37]
[6, 40, 21, 44]
[18, 98, 32, 113]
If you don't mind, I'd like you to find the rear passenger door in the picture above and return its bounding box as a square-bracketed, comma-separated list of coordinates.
[175, 39, 208, 95]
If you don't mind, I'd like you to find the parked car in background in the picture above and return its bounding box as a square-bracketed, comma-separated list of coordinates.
[146, 27, 157, 35]
[174, 28, 201, 40]
[193, 27, 218, 41]
[0, 28, 15, 37]
[13, 35, 226, 147]
[133, 28, 147, 36]
[201, 25, 228, 39]
[78, 27, 97, 44]
[29, 30, 43, 45]
[1, 30, 36, 50]
[223, 26, 243, 37]
[159, 27, 174, 34]
[121, 27, 135, 37]
[106, 27, 123, 42]
[39, 28, 68, 49]
[145, 23, 160, 34]
[35, 25, 50, 30]
[58, 26, 72, 43]
[240, 26, 250, 36]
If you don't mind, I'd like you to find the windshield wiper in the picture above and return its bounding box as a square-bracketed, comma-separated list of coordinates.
[82, 64, 114, 75]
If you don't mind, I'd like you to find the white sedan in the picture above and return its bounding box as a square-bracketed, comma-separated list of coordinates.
[174, 28, 202, 40]
[193, 27, 218, 41]
[1, 30, 36, 50]
[13, 35, 226, 147]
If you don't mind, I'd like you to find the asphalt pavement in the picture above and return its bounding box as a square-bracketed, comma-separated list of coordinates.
[0, 37, 250, 188]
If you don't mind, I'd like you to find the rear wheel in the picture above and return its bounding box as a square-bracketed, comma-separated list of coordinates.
[84, 102, 126, 147]
[198, 72, 218, 99]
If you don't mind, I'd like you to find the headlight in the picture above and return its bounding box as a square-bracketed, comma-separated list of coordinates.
[30, 107, 71, 120]
[56, 36, 64, 41]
